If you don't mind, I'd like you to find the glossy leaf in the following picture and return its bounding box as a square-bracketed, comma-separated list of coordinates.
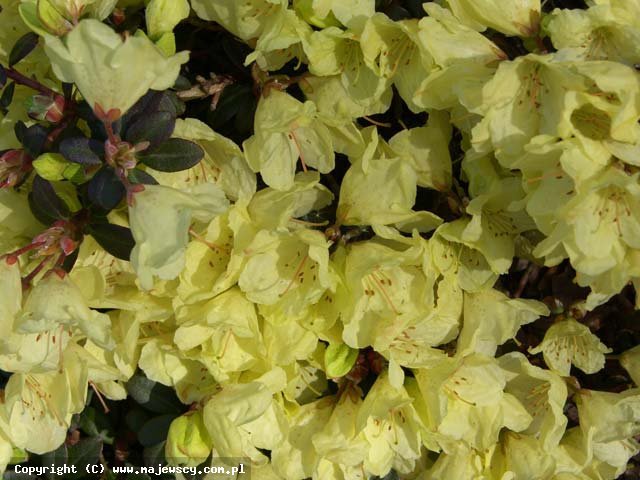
[138, 415, 178, 447]
[125, 372, 183, 414]
[88, 166, 125, 210]
[9, 32, 39, 67]
[137, 138, 203, 172]
[67, 437, 103, 479]
[29, 175, 71, 224]
[0, 81, 15, 114]
[87, 223, 135, 261]
[124, 111, 176, 148]
[59, 137, 103, 165]
[21, 124, 48, 158]
[128, 168, 159, 185]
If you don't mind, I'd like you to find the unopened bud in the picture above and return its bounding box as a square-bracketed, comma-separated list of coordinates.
[325, 343, 359, 379]
[165, 411, 212, 467]
[111, 8, 126, 26]
[27, 95, 66, 123]
[0, 150, 32, 188]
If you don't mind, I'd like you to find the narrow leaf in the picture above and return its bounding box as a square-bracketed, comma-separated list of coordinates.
[138, 138, 203, 172]
[9, 32, 40, 67]
[87, 223, 135, 261]
[13, 120, 27, 144]
[0, 81, 15, 114]
[0, 64, 6, 89]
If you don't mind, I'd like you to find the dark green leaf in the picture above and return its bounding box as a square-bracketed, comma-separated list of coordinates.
[125, 372, 183, 414]
[124, 111, 175, 148]
[67, 437, 103, 478]
[29, 175, 71, 225]
[79, 406, 114, 444]
[0, 64, 6, 89]
[2, 471, 38, 480]
[128, 168, 158, 185]
[87, 223, 135, 260]
[62, 82, 74, 100]
[386, 5, 411, 20]
[125, 407, 151, 432]
[138, 415, 177, 447]
[79, 408, 100, 436]
[13, 120, 27, 144]
[121, 91, 177, 133]
[0, 81, 15, 114]
[142, 441, 166, 468]
[380, 470, 400, 480]
[173, 75, 191, 91]
[207, 83, 248, 130]
[60, 137, 103, 165]
[9, 32, 39, 67]
[41, 444, 69, 480]
[21, 124, 48, 157]
[61, 246, 79, 272]
[88, 167, 125, 211]
[125, 471, 152, 480]
[405, 0, 427, 17]
[138, 138, 203, 172]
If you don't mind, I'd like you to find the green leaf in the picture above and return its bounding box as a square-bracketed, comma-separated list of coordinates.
[0, 64, 6, 89]
[87, 223, 135, 261]
[33, 153, 68, 181]
[29, 175, 71, 224]
[9, 32, 39, 67]
[142, 441, 166, 469]
[124, 111, 176, 149]
[138, 415, 179, 447]
[21, 124, 48, 158]
[63, 163, 87, 184]
[78, 406, 115, 444]
[0, 81, 15, 115]
[138, 138, 204, 172]
[125, 372, 183, 414]
[67, 437, 103, 479]
[125, 407, 151, 432]
[41, 443, 69, 480]
[88, 167, 125, 211]
[60, 137, 103, 166]
[128, 169, 159, 185]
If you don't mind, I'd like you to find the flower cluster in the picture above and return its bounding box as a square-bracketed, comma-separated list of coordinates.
[0, 0, 639, 479]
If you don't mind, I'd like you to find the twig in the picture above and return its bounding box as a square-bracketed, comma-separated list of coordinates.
[4, 66, 59, 97]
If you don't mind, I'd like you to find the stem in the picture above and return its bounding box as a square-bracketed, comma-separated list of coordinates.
[46, 116, 75, 148]
[6, 240, 46, 260]
[22, 256, 51, 288]
[5, 66, 59, 97]
[534, 35, 547, 54]
[104, 122, 118, 145]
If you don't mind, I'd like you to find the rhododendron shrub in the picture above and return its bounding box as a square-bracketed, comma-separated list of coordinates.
[0, 0, 639, 478]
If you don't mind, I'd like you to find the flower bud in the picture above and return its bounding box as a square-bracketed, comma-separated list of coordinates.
[324, 342, 359, 379]
[0, 150, 32, 189]
[165, 411, 212, 467]
[27, 95, 66, 123]
[293, 0, 341, 28]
